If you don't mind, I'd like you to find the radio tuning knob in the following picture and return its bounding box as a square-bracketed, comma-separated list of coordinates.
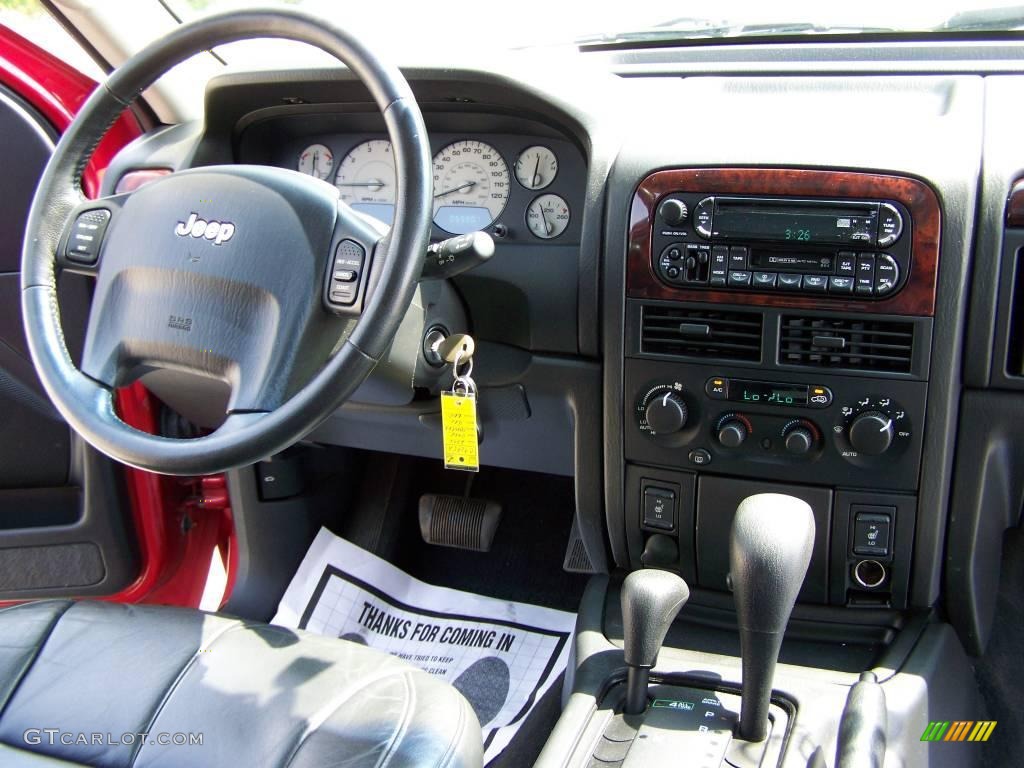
[848, 411, 895, 456]
[644, 391, 688, 435]
[658, 198, 689, 226]
[717, 418, 748, 448]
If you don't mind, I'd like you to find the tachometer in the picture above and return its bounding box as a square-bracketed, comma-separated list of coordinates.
[297, 143, 334, 180]
[335, 139, 396, 224]
[432, 140, 509, 234]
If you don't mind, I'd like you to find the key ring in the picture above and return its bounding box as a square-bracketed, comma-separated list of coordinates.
[452, 348, 476, 396]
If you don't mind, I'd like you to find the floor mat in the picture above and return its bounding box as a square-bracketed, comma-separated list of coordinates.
[274, 527, 577, 763]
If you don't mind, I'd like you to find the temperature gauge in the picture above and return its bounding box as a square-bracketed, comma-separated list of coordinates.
[525, 194, 570, 239]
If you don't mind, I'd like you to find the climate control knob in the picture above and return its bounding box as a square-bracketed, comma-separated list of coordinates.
[644, 392, 689, 435]
[717, 418, 748, 448]
[783, 426, 815, 455]
[848, 411, 895, 456]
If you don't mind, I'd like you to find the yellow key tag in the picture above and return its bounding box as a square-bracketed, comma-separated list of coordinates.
[441, 390, 480, 472]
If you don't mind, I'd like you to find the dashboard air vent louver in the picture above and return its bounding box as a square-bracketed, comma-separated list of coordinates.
[641, 306, 763, 361]
[779, 315, 914, 373]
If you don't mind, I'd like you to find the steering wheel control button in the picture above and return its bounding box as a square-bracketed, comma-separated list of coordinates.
[65, 209, 111, 265]
[874, 254, 900, 295]
[642, 486, 676, 531]
[853, 509, 893, 556]
[877, 203, 903, 246]
[689, 448, 712, 466]
[328, 239, 366, 306]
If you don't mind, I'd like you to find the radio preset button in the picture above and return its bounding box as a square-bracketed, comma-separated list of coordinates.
[752, 271, 777, 288]
[836, 252, 857, 276]
[878, 203, 903, 247]
[802, 275, 828, 292]
[728, 246, 749, 270]
[874, 254, 899, 295]
[829, 276, 855, 294]
[727, 270, 752, 287]
[777, 273, 803, 290]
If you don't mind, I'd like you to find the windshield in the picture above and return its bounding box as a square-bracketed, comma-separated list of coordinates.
[167, 0, 1024, 54]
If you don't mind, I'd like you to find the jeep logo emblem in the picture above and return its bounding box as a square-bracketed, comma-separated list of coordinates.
[174, 212, 235, 245]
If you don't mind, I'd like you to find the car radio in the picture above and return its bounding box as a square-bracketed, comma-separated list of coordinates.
[651, 193, 911, 299]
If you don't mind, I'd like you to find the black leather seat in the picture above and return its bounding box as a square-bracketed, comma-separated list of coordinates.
[0, 600, 482, 767]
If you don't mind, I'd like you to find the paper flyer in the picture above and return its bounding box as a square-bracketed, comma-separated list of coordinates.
[273, 528, 577, 762]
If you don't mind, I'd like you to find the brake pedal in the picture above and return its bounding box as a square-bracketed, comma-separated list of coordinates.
[418, 493, 502, 552]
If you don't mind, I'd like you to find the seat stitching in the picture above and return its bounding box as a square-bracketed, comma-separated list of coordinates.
[0, 600, 74, 725]
[281, 666, 415, 768]
[375, 671, 415, 768]
[127, 618, 247, 767]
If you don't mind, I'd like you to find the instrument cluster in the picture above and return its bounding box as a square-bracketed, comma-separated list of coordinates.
[294, 136, 572, 239]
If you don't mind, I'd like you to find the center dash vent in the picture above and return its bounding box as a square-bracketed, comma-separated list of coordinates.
[779, 315, 914, 373]
[641, 306, 763, 361]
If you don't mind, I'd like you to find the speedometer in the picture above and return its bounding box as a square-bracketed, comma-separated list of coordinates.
[432, 140, 509, 234]
[335, 139, 396, 224]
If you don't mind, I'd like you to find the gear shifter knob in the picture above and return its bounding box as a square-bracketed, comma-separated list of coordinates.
[620, 569, 690, 714]
[730, 493, 815, 741]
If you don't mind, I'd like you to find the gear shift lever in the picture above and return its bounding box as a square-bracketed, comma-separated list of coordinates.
[620, 569, 690, 715]
[730, 493, 815, 741]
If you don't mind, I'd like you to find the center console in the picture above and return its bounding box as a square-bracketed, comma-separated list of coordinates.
[621, 168, 939, 611]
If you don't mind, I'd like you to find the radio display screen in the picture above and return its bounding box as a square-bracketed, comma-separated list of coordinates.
[713, 198, 878, 245]
[728, 380, 809, 406]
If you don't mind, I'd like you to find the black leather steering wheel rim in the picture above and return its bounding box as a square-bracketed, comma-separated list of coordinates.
[20, 9, 432, 475]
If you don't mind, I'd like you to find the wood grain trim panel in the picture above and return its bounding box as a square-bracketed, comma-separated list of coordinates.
[627, 168, 941, 316]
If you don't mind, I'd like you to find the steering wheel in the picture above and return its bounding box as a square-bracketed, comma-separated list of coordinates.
[21, 10, 431, 476]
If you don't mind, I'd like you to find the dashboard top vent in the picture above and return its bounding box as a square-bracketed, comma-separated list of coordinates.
[641, 306, 763, 362]
[779, 315, 914, 373]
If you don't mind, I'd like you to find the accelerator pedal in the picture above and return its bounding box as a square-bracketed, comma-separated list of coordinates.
[418, 493, 502, 552]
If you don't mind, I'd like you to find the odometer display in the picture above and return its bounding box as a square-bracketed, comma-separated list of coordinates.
[432, 140, 509, 234]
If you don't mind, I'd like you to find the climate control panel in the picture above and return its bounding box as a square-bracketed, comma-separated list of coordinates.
[626, 360, 926, 491]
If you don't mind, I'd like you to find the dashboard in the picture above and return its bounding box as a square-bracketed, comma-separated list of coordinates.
[103, 51, 1024, 648]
